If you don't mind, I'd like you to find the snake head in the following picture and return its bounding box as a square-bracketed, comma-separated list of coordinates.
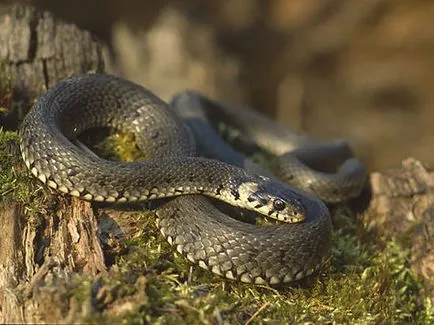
[237, 179, 307, 223]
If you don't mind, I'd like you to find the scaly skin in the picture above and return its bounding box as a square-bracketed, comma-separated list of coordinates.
[19, 73, 333, 284]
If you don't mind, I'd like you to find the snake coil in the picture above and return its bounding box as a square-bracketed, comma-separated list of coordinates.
[19, 73, 366, 285]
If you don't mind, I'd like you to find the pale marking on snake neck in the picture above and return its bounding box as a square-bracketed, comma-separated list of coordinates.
[218, 182, 259, 209]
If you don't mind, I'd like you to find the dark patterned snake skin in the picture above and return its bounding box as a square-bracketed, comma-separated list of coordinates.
[170, 91, 367, 203]
[19, 73, 366, 285]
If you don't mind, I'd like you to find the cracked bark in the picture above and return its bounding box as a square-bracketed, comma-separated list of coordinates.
[361, 158, 434, 299]
[0, 197, 106, 323]
[0, 3, 105, 129]
[0, 3, 107, 322]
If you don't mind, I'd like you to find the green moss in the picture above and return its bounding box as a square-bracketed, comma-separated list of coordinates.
[0, 130, 52, 214]
[1, 128, 432, 324]
[78, 129, 144, 162]
[80, 209, 429, 324]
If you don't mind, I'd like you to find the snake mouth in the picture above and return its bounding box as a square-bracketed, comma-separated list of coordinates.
[149, 197, 289, 227]
[205, 197, 301, 226]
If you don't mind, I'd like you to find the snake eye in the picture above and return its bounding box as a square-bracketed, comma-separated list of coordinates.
[273, 198, 286, 211]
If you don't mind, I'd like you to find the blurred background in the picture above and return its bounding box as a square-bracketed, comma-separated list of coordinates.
[4, 0, 434, 171]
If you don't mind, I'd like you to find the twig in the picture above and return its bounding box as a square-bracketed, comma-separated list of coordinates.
[245, 301, 270, 325]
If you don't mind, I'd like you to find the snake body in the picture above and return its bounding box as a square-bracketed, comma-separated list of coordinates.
[19, 73, 364, 285]
[170, 91, 367, 203]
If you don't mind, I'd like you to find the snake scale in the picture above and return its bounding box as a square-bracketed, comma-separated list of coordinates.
[19, 73, 366, 285]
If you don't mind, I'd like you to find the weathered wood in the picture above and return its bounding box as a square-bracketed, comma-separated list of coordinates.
[0, 197, 108, 323]
[0, 3, 105, 129]
[0, 203, 26, 324]
[0, 3, 106, 321]
[362, 158, 434, 298]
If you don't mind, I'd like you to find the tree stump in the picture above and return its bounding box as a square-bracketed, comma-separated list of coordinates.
[0, 3, 105, 129]
[362, 158, 434, 299]
[0, 3, 104, 322]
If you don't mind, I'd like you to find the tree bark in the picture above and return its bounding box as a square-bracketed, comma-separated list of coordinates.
[0, 3, 105, 129]
[361, 158, 434, 299]
[0, 3, 105, 321]
[0, 199, 107, 323]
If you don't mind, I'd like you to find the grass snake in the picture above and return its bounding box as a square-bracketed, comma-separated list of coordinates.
[19, 73, 366, 285]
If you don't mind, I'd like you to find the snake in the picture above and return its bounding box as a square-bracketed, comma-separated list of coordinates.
[170, 91, 367, 203]
[19, 73, 366, 285]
